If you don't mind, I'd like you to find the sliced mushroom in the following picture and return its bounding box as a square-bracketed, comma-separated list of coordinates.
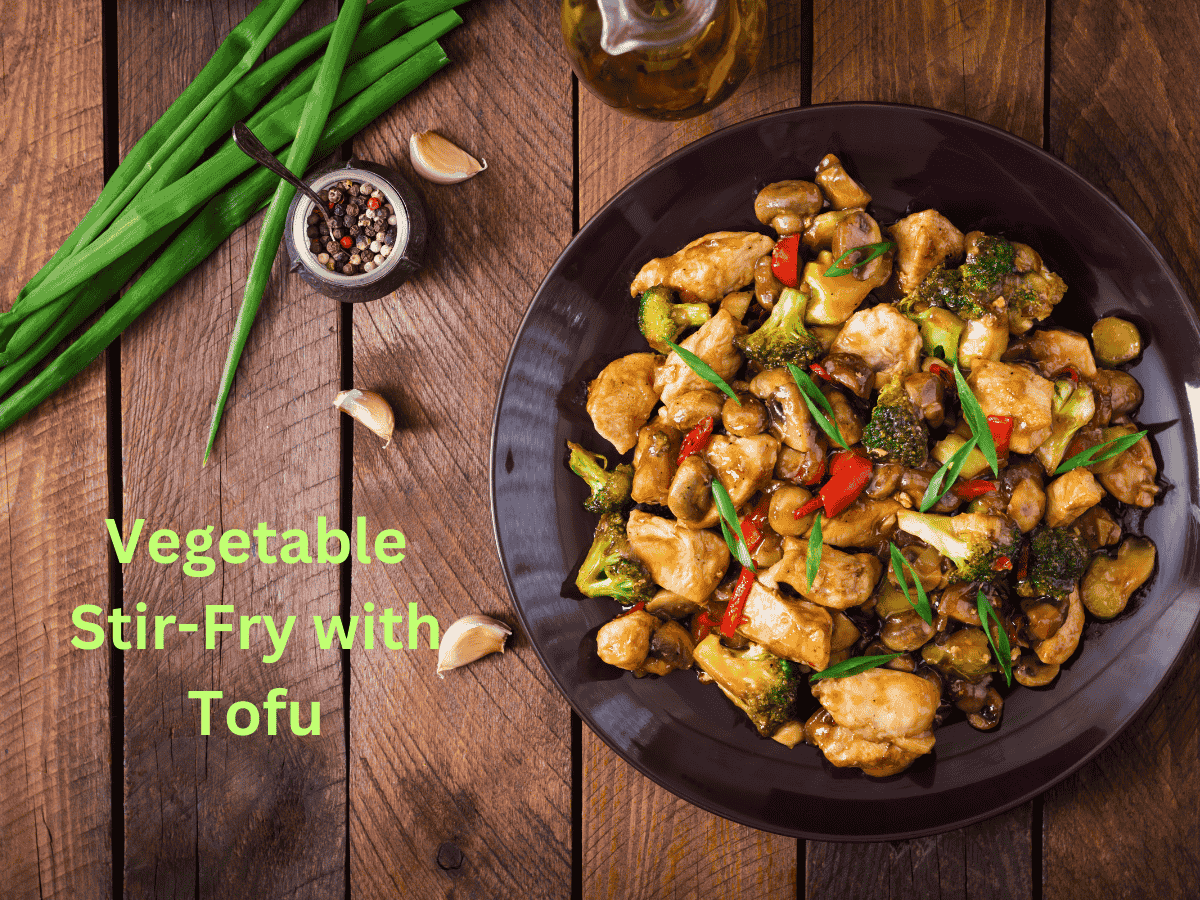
[753, 180, 824, 235]
[667, 454, 718, 528]
[663, 389, 724, 431]
[631, 417, 681, 506]
[903, 371, 946, 428]
[1087, 369, 1144, 425]
[754, 253, 784, 311]
[749, 368, 825, 461]
[966, 687, 1004, 731]
[1014, 652, 1060, 687]
[814, 153, 871, 209]
[1034, 588, 1084, 665]
[722, 390, 768, 437]
[831, 209, 892, 290]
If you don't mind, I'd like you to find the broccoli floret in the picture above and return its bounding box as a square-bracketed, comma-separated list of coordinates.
[638, 285, 711, 354]
[692, 635, 799, 738]
[1021, 526, 1089, 600]
[567, 441, 633, 514]
[733, 286, 822, 370]
[895, 510, 1020, 583]
[862, 377, 929, 467]
[900, 237, 1020, 321]
[575, 512, 655, 606]
[901, 265, 963, 312]
[1033, 378, 1098, 474]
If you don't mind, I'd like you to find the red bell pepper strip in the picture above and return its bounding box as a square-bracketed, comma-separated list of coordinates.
[991, 555, 1013, 572]
[803, 455, 827, 485]
[929, 362, 951, 378]
[987, 415, 1014, 458]
[770, 233, 802, 287]
[953, 479, 998, 500]
[677, 415, 714, 465]
[692, 610, 721, 643]
[738, 497, 770, 554]
[720, 567, 756, 638]
[620, 601, 646, 616]
[809, 362, 831, 381]
[794, 452, 873, 519]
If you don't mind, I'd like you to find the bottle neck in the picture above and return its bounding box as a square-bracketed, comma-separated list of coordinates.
[597, 0, 722, 56]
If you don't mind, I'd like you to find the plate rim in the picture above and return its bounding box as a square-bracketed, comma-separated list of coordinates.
[488, 100, 1200, 840]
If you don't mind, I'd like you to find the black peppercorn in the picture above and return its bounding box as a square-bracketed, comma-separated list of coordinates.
[334, 251, 349, 265]
[332, 204, 344, 217]
[384, 230, 396, 245]
[363, 222, 377, 237]
[331, 227, 344, 240]
[345, 202, 359, 217]
[325, 240, 338, 254]
[347, 224, 360, 236]
[343, 214, 355, 228]
[342, 263, 355, 275]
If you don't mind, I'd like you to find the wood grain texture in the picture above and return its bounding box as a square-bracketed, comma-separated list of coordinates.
[812, 0, 1045, 144]
[578, 4, 803, 897]
[1043, 1, 1200, 897]
[347, 2, 573, 897]
[583, 732, 797, 900]
[805, 1, 1044, 894]
[806, 804, 1032, 900]
[0, 1, 110, 897]
[118, 2, 345, 896]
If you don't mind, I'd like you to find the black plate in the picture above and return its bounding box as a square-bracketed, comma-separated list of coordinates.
[489, 103, 1200, 840]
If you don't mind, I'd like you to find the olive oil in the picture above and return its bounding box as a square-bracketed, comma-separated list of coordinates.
[562, 0, 767, 121]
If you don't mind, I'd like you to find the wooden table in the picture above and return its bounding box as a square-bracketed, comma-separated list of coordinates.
[2, 1, 1197, 897]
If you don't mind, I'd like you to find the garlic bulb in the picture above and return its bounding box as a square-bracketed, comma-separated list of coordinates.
[437, 614, 512, 675]
[409, 131, 486, 184]
[333, 389, 395, 447]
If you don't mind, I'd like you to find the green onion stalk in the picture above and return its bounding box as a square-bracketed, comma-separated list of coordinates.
[203, 0, 369, 465]
[0, 9, 463, 367]
[0, 42, 452, 433]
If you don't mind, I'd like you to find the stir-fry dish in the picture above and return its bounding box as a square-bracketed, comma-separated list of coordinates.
[568, 153, 1160, 777]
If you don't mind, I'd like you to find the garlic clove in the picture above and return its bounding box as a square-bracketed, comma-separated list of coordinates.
[409, 131, 487, 185]
[333, 389, 395, 447]
[437, 614, 512, 675]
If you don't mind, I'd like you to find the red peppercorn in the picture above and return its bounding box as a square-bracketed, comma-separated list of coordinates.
[340, 235, 353, 249]
[367, 196, 381, 210]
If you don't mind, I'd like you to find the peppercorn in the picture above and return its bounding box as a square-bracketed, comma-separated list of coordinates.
[345, 202, 359, 217]
[342, 263, 355, 275]
[340, 235, 353, 249]
[325, 240, 338, 254]
[326, 188, 342, 204]
[367, 197, 381, 210]
[384, 230, 396, 244]
[334, 251, 349, 265]
[363, 222, 377, 237]
[347, 224, 360, 236]
[333, 204, 345, 217]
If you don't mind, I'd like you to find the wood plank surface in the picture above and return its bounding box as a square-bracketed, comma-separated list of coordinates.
[577, 4, 804, 898]
[0, 1, 111, 897]
[347, 2, 574, 897]
[1042, 1, 1200, 896]
[806, 2, 1045, 896]
[118, 2, 345, 896]
[812, 0, 1044, 144]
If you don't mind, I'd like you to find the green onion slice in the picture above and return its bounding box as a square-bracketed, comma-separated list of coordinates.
[664, 338, 739, 404]
[919, 435, 978, 512]
[810, 652, 903, 682]
[713, 481, 756, 572]
[806, 512, 822, 590]
[976, 590, 1013, 686]
[1055, 429, 1148, 475]
[889, 542, 933, 624]
[953, 361, 999, 476]
[824, 241, 895, 277]
[787, 362, 847, 449]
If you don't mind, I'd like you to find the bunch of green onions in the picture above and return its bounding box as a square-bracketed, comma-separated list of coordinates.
[0, 0, 468, 447]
